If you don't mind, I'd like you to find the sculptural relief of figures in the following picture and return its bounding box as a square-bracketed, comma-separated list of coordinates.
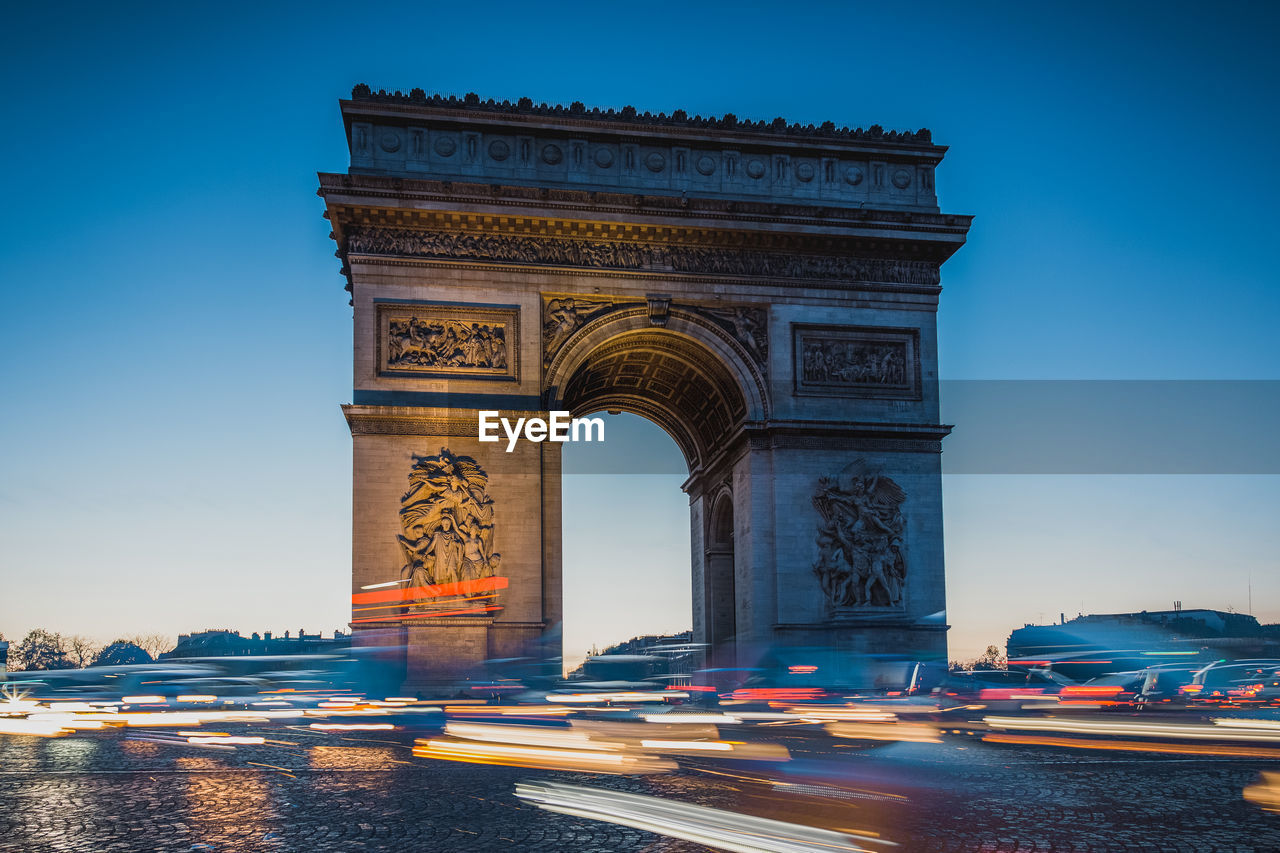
[398, 448, 501, 588]
[348, 227, 941, 286]
[801, 339, 906, 386]
[812, 460, 907, 609]
[424, 513, 466, 584]
[386, 316, 508, 371]
[704, 305, 768, 366]
[487, 335, 508, 369]
[542, 297, 613, 365]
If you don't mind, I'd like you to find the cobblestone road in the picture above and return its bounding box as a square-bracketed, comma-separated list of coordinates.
[0, 726, 1277, 852]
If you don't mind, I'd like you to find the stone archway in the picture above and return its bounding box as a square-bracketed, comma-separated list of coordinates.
[546, 305, 768, 473]
[545, 313, 760, 672]
[322, 86, 970, 686]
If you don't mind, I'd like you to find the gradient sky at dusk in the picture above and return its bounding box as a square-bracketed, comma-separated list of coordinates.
[1, 2, 1277, 666]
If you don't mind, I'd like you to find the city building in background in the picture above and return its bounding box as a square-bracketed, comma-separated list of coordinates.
[161, 629, 351, 659]
[1007, 604, 1280, 680]
[567, 631, 696, 684]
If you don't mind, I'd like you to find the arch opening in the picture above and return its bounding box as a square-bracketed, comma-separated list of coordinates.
[560, 413, 692, 676]
[555, 324, 756, 677]
[556, 327, 752, 473]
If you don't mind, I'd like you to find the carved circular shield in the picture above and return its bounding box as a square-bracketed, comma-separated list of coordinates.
[433, 136, 457, 157]
[893, 169, 912, 189]
[695, 155, 716, 176]
[795, 162, 815, 182]
[379, 131, 402, 153]
[746, 159, 766, 179]
[593, 147, 615, 168]
[645, 152, 666, 172]
[541, 144, 563, 165]
[844, 166, 864, 186]
[488, 139, 510, 161]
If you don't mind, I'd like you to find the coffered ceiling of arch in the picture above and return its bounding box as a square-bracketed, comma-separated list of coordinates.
[559, 331, 747, 471]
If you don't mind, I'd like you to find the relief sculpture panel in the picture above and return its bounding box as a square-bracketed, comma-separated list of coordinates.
[398, 448, 501, 590]
[812, 460, 907, 610]
[377, 302, 518, 380]
[793, 324, 919, 398]
[701, 305, 769, 369]
[541, 296, 615, 366]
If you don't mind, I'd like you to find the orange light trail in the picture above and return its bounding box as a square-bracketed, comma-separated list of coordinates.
[351, 604, 501, 623]
[352, 593, 498, 613]
[351, 576, 508, 605]
[1058, 686, 1125, 697]
[983, 732, 1280, 758]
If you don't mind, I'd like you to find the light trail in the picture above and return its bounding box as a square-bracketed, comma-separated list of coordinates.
[515, 781, 896, 852]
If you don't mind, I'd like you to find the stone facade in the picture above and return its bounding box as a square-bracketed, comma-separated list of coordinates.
[320, 86, 971, 685]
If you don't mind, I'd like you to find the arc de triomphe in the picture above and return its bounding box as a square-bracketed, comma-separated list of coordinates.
[319, 86, 970, 685]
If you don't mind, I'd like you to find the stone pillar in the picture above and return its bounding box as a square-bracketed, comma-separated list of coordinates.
[688, 495, 707, 662]
[767, 440, 948, 660]
[731, 445, 779, 660]
[346, 420, 554, 688]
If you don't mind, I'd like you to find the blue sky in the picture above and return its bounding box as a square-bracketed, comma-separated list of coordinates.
[1, 2, 1277, 663]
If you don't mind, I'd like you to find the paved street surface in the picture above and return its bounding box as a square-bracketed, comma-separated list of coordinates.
[1, 726, 1277, 852]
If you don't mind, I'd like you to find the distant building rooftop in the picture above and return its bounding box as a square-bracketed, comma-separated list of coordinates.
[162, 629, 350, 659]
[1006, 606, 1280, 679]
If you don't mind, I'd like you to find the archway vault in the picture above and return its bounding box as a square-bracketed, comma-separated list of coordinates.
[545, 306, 768, 474]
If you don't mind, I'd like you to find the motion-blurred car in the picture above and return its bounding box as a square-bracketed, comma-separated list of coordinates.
[738, 648, 942, 701]
[1182, 660, 1280, 706]
[1057, 670, 1145, 708]
[1134, 664, 1201, 708]
[1251, 665, 1280, 704]
[3, 663, 219, 701]
[937, 668, 1067, 712]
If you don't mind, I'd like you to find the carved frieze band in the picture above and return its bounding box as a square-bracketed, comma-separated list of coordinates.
[793, 324, 921, 400]
[347, 100, 940, 211]
[347, 227, 941, 287]
[376, 301, 518, 381]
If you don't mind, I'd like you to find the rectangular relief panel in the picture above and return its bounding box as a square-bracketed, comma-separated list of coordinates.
[376, 301, 519, 381]
[793, 324, 920, 399]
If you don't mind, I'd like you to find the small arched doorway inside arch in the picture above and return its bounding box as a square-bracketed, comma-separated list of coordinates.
[705, 491, 737, 668]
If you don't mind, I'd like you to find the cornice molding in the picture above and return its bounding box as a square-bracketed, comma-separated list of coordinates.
[347, 85, 938, 149]
[343, 404, 527, 436]
[318, 172, 973, 237]
[750, 420, 952, 445]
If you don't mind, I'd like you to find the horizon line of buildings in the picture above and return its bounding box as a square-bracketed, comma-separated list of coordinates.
[161, 628, 351, 659]
[1006, 604, 1280, 680]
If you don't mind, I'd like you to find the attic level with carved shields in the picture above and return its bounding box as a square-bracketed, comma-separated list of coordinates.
[319, 85, 971, 687]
